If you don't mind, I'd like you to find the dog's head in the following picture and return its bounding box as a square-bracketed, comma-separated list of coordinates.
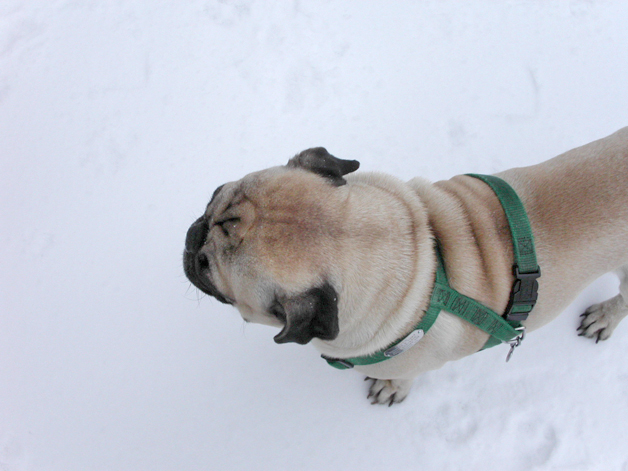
[183, 148, 360, 345]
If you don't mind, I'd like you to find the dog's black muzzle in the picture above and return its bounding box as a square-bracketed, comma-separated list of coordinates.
[183, 215, 231, 305]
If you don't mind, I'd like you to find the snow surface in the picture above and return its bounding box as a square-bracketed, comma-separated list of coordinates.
[2, 1, 628, 470]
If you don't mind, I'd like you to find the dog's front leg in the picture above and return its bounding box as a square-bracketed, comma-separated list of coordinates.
[365, 377, 414, 406]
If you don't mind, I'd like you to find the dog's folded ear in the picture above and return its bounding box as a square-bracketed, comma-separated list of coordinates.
[287, 147, 360, 186]
[273, 282, 340, 345]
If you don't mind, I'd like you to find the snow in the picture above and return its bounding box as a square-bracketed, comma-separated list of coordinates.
[2, 1, 628, 470]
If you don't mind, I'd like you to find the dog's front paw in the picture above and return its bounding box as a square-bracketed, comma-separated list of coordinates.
[578, 295, 627, 343]
[366, 378, 413, 406]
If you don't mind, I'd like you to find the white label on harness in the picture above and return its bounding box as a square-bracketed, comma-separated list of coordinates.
[383, 329, 425, 358]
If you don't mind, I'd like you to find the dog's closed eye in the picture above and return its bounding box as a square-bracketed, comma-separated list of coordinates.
[215, 217, 241, 237]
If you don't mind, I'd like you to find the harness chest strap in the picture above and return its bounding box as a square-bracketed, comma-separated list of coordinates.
[468, 174, 541, 350]
[323, 174, 541, 370]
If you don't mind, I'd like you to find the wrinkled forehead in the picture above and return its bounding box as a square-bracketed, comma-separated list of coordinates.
[204, 167, 279, 217]
[206, 166, 341, 220]
[206, 166, 345, 289]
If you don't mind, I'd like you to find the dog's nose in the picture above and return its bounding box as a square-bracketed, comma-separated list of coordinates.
[185, 216, 209, 253]
[195, 252, 210, 274]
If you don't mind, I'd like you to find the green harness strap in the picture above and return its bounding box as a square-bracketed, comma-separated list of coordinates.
[467, 174, 541, 349]
[323, 299, 441, 370]
[430, 245, 522, 346]
[323, 174, 540, 370]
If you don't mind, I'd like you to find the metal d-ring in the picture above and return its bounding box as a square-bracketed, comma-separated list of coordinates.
[505, 326, 526, 362]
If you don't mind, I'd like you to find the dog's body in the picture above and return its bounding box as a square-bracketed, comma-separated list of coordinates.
[184, 127, 628, 404]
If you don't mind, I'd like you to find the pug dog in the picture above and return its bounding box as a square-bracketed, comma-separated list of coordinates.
[183, 127, 628, 405]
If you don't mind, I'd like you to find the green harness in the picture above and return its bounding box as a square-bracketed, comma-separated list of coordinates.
[323, 174, 541, 370]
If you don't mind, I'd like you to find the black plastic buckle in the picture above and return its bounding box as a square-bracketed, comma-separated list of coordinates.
[505, 266, 541, 322]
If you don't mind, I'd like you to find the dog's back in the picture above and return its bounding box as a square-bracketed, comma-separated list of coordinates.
[498, 127, 628, 330]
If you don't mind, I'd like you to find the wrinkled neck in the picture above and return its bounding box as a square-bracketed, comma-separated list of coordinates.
[313, 172, 436, 359]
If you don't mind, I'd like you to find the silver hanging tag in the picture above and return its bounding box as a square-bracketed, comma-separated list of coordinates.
[383, 329, 424, 358]
[505, 326, 526, 362]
